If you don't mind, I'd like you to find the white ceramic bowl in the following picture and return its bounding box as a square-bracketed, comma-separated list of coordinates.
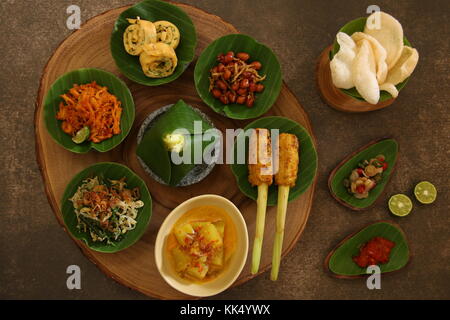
[154, 194, 249, 297]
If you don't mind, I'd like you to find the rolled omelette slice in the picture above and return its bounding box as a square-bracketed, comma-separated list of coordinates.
[123, 17, 157, 56]
[154, 21, 180, 49]
[139, 42, 178, 78]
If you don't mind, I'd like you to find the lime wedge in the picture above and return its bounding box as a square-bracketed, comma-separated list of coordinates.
[72, 126, 90, 144]
[414, 181, 437, 204]
[388, 194, 413, 217]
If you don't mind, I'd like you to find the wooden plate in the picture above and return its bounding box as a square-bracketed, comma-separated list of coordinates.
[34, 3, 317, 299]
[316, 45, 395, 113]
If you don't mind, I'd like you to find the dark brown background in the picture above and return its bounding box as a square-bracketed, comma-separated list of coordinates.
[0, 0, 449, 300]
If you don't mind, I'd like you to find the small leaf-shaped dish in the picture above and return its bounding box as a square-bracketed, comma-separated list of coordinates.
[330, 17, 413, 102]
[329, 138, 398, 210]
[43, 68, 135, 153]
[61, 162, 152, 253]
[230, 116, 318, 205]
[110, 0, 197, 86]
[325, 220, 410, 278]
[194, 34, 282, 120]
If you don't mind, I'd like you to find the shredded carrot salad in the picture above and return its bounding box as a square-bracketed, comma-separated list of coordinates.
[56, 81, 122, 143]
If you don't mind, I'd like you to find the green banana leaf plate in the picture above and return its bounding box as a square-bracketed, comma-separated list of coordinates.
[111, 0, 197, 86]
[61, 162, 152, 253]
[325, 220, 410, 278]
[230, 116, 318, 206]
[136, 99, 217, 186]
[328, 138, 398, 210]
[43, 68, 135, 153]
[330, 17, 413, 102]
[194, 34, 282, 120]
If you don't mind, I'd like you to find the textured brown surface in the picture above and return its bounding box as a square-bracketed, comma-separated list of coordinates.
[0, 0, 449, 300]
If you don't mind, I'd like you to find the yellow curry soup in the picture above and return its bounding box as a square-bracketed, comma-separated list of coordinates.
[166, 205, 237, 283]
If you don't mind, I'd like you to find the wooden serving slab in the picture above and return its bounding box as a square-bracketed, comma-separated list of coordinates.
[316, 45, 395, 113]
[35, 3, 317, 299]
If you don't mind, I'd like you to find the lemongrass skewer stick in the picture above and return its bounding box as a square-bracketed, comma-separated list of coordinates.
[251, 183, 269, 274]
[271, 185, 290, 281]
[248, 128, 273, 274]
[270, 133, 299, 281]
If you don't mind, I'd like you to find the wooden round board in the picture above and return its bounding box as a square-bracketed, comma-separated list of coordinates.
[34, 2, 317, 299]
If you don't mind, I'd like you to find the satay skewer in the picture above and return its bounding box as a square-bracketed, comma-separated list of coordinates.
[248, 128, 273, 274]
[271, 133, 299, 281]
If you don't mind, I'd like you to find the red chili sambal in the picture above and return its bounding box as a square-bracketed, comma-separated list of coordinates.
[353, 237, 395, 268]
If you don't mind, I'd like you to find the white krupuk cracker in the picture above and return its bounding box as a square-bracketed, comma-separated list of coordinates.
[330, 32, 357, 89]
[351, 32, 388, 84]
[380, 46, 419, 98]
[352, 39, 380, 104]
[364, 12, 404, 70]
[385, 46, 419, 85]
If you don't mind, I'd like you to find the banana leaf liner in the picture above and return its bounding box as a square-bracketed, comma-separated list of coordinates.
[136, 100, 217, 186]
[230, 116, 318, 205]
[325, 220, 410, 278]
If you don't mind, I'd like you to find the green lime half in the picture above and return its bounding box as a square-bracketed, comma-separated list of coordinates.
[414, 181, 437, 204]
[72, 126, 90, 144]
[388, 194, 413, 217]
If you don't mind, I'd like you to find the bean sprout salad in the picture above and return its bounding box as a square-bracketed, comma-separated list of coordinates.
[69, 177, 144, 244]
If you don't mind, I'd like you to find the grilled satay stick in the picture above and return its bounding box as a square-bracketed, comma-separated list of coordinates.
[248, 128, 273, 274]
[271, 133, 299, 281]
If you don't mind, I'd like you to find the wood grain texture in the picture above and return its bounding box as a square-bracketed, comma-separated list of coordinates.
[316, 45, 395, 113]
[34, 3, 317, 299]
